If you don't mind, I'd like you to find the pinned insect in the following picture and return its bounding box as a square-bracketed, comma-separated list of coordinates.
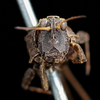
[15, 15, 90, 95]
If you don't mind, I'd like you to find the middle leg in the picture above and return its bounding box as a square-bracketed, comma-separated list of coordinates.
[70, 42, 87, 64]
[76, 31, 91, 75]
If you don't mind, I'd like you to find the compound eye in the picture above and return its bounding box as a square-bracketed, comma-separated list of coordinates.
[61, 22, 67, 30]
[40, 19, 47, 27]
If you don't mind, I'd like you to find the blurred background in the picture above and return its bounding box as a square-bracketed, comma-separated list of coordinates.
[1, 0, 100, 100]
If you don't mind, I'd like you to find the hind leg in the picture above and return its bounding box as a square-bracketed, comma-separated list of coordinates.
[59, 63, 91, 100]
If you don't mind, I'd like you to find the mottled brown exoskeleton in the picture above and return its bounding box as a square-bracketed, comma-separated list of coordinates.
[16, 15, 90, 95]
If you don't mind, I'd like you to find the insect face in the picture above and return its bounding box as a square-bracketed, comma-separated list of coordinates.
[38, 16, 70, 64]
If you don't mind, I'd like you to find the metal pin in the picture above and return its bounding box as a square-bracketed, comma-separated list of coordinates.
[16, 0, 37, 27]
[47, 69, 68, 100]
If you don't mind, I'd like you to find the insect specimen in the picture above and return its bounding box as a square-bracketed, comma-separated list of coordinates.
[15, 15, 90, 97]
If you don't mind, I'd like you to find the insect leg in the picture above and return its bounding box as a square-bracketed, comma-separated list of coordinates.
[76, 31, 90, 75]
[24, 30, 39, 63]
[70, 42, 87, 63]
[59, 63, 91, 100]
[38, 62, 49, 91]
[28, 86, 52, 95]
[21, 68, 36, 90]
[21, 63, 52, 95]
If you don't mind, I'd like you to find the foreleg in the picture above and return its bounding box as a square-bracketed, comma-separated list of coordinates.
[38, 62, 49, 91]
[21, 64, 51, 95]
[21, 68, 36, 90]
